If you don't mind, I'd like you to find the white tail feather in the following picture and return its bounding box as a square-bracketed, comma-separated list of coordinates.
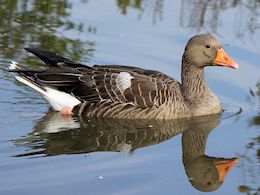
[12, 62, 81, 112]
[9, 61, 20, 70]
[43, 87, 81, 111]
[15, 76, 47, 95]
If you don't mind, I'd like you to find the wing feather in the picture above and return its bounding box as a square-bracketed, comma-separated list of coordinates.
[17, 47, 182, 109]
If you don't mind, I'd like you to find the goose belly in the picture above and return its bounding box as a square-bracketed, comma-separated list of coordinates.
[73, 100, 191, 120]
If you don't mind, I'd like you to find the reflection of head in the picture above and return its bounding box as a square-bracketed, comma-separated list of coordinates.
[184, 156, 238, 192]
[182, 126, 239, 192]
[185, 156, 222, 192]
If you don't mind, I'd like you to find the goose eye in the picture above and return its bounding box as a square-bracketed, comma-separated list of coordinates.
[206, 45, 211, 48]
[207, 181, 212, 186]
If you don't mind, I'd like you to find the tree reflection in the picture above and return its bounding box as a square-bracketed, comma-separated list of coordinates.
[116, 0, 164, 23]
[117, 0, 142, 15]
[180, 0, 223, 32]
[0, 0, 95, 63]
[116, 0, 260, 39]
[237, 82, 260, 195]
[1, 0, 258, 64]
[180, 0, 260, 38]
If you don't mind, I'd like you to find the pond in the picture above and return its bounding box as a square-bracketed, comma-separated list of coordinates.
[0, 0, 259, 194]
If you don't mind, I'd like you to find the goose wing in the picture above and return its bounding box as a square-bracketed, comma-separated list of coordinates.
[92, 64, 175, 82]
[77, 67, 181, 108]
[32, 65, 181, 108]
[22, 48, 182, 108]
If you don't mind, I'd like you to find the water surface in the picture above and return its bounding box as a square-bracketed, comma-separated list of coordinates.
[0, 1, 259, 194]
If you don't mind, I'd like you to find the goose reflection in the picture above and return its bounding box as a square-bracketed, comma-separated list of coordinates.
[182, 126, 238, 192]
[14, 112, 238, 192]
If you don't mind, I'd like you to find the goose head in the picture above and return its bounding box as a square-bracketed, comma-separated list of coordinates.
[183, 34, 239, 69]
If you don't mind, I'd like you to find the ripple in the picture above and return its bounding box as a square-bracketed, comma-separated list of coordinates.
[221, 95, 251, 120]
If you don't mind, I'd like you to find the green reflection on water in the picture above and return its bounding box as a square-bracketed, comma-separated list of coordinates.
[0, 0, 259, 64]
[0, 0, 94, 63]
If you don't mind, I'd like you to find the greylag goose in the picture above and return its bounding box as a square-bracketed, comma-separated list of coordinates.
[9, 34, 239, 119]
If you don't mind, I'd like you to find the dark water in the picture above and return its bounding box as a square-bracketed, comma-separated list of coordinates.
[0, 0, 259, 194]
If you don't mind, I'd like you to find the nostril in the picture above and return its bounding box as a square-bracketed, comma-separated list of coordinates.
[224, 57, 228, 61]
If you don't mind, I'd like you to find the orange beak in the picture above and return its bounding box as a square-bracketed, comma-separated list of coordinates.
[215, 158, 239, 182]
[214, 48, 239, 69]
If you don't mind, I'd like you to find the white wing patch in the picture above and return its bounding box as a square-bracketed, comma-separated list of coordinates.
[116, 72, 134, 93]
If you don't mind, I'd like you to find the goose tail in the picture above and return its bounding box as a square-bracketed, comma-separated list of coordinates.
[9, 61, 81, 113]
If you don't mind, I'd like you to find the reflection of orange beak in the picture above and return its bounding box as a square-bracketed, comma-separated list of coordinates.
[214, 48, 239, 69]
[215, 158, 239, 182]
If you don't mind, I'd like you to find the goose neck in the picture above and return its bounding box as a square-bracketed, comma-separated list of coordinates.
[181, 54, 209, 99]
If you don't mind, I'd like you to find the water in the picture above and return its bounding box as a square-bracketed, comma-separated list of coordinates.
[0, 0, 259, 194]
